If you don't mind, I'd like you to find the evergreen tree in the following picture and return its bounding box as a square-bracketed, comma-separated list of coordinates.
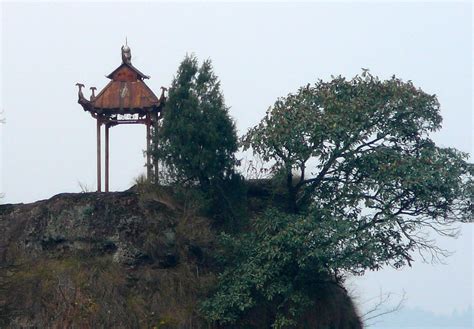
[153, 55, 238, 188]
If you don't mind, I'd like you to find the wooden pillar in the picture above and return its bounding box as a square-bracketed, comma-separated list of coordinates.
[153, 113, 159, 184]
[96, 118, 102, 192]
[105, 123, 110, 192]
[146, 117, 151, 180]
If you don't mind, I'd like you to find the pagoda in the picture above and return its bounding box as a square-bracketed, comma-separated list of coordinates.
[76, 43, 166, 192]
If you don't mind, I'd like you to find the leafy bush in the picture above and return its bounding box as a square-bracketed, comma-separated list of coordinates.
[201, 209, 364, 328]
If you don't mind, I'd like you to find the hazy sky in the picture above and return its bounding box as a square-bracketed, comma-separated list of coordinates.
[1, 1, 472, 323]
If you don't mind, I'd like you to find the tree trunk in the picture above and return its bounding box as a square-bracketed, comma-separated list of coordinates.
[286, 171, 298, 213]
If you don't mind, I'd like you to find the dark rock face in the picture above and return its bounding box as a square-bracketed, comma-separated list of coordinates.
[0, 192, 207, 268]
[0, 191, 215, 328]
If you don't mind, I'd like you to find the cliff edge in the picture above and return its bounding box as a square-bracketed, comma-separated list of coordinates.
[0, 187, 362, 329]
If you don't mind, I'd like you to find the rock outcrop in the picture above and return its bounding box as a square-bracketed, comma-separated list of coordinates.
[0, 190, 215, 328]
[0, 187, 363, 328]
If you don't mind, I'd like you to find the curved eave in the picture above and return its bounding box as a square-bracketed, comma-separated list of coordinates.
[78, 97, 93, 112]
[81, 103, 164, 115]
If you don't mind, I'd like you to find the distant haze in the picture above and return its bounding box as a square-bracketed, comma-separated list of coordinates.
[1, 1, 472, 323]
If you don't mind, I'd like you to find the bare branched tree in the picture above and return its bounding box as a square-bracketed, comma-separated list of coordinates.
[362, 289, 406, 327]
[240, 154, 271, 180]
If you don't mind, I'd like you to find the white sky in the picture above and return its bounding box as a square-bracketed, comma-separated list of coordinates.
[1, 0, 472, 321]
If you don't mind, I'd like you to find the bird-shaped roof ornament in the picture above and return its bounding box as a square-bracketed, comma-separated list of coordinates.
[121, 37, 132, 64]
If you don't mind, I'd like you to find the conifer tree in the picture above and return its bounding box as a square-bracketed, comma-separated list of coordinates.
[153, 55, 238, 188]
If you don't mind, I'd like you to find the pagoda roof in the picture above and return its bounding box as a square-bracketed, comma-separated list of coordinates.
[77, 45, 165, 114]
[106, 62, 150, 80]
[91, 79, 160, 111]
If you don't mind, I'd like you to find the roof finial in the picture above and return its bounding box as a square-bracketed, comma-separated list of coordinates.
[121, 38, 132, 64]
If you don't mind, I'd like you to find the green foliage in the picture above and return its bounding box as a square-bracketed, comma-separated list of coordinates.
[153, 54, 238, 188]
[201, 209, 367, 328]
[243, 73, 442, 171]
[204, 173, 248, 232]
[242, 71, 472, 235]
[203, 72, 472, 327]
[200, 210, 309, 327]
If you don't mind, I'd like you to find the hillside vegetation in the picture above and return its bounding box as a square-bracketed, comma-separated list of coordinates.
[0, 183, 362, 328]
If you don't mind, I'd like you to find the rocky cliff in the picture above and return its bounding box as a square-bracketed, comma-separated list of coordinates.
[0, 186, 362, 328]
[0, 189, 216, 328]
